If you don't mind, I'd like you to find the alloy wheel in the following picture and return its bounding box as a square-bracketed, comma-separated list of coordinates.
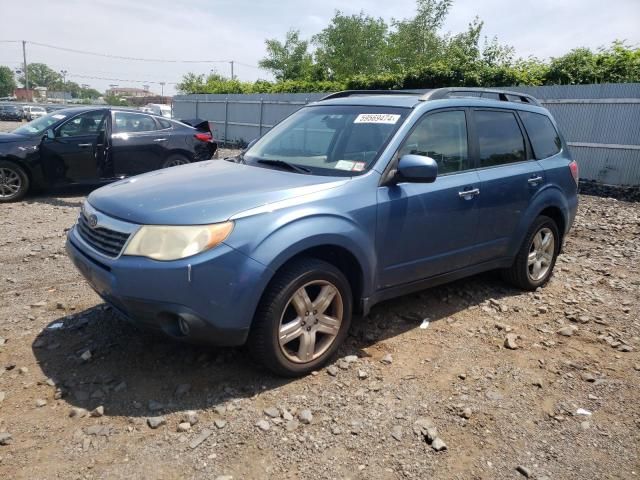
[278, 280, 344, 364]
[527, 227, 555, 281]
[0, 168, 22, 199]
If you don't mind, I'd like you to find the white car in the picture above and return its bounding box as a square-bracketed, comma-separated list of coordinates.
[24, 106, 47, 121]
[143, 103, 172, 118]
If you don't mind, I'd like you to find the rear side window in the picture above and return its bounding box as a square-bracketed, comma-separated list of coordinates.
[519, 111, 561, 159]
[158, 118, 172, 129]
[114, 112, 159, 133]
[398, 110, 470, 174]
[475, 110, 526, 167]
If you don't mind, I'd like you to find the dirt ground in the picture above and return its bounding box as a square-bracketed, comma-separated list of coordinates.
[0, 119, 639, 479]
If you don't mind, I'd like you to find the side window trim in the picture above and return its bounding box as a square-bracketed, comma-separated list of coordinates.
[469, 107, 533, 171]
[380, 107, 472, 185]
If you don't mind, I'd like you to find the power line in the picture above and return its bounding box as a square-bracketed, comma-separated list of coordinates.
[28, 40, 246, 65]
[68, 73, 179, 85]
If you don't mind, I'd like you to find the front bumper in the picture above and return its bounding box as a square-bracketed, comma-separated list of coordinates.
[66, 226, 271, 346]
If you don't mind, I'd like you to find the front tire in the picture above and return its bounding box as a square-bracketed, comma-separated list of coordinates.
[0, 161, 29, 202]
[502, 215, 560, 290]
[248, 258, 352, 377]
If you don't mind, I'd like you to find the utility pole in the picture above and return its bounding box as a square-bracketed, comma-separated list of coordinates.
[230, 61, 234, 81]
[60, 70, 67, 104]
[22, 40, 29, 101]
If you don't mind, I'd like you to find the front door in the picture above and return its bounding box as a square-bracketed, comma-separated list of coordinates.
[40, 110, 108, 184]
[376, 109, 482, 288]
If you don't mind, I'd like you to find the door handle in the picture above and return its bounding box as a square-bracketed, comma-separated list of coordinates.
[153, 138, 167, 142]
[77, 143, 92, 147]
[528, 176, 543, 185]
[458, 188, 480, 199]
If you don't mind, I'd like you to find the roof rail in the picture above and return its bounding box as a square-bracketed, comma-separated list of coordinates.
[419, 87, 542, 106]
[321, 90, 425, 100]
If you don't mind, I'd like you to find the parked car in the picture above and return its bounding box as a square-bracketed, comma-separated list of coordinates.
[0, 105, 24, 121]
[66, 88, 578, 376]
[0, 107, 217, 202]
[24, 106, 47, 121]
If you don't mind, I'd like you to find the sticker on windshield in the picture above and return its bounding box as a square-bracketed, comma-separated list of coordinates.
[52, 114, 66, 119]
[354, 113, 400, 124]
[352, 162, 366, 172]
[335, 160, 355, 171]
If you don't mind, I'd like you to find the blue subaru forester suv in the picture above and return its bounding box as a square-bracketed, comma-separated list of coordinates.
[66, 88, 579, 376]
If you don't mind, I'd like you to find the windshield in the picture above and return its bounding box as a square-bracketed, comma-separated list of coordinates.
[244, 105, 408, 176]
[12, 112, 67, 136]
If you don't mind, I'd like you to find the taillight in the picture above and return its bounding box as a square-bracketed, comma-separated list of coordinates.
[569, 160, 579, 186]
[194, 132, 213, 142]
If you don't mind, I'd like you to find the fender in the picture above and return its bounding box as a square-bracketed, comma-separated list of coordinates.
[227, 211, 377, 299]
[507, 184, 570, 257]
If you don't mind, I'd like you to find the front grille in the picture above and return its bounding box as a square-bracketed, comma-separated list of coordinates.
[77, 214, 131, 258]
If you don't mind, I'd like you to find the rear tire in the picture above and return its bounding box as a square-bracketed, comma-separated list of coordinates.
[162, 154, 190, 168]
[0, 161, 29, 203]
[502, 215, 560, 290]
[248, 258, 352, 377]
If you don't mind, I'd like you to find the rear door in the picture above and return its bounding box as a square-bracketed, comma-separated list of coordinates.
[110, 111, 167, 175]
[471, 108, 544, 262]
[40, 110, 108, 184]
[376, 109, 482, 288]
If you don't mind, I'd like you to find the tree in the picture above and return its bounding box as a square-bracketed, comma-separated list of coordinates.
[18, 63, 61, 89]
[176, 73, 207, 94]
[259, 30, 314, 81]
[313, 11, 389, 79]
[0, 66, 16, 97]
[386, 0, 452, 71]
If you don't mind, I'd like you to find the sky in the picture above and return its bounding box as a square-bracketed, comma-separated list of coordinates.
[1, 0, 638, 95]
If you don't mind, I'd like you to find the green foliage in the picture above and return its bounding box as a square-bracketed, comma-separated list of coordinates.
[178, 0, 640, 95]
[0, 65, 16, 97]
[104, 95, 129, 106]
[18, 63, 61, 88]
[312, 11, 389, 80]
[258, 30, 314, 81]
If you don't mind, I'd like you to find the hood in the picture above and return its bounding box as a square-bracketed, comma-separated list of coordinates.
[0, 132, 30, 144]
[88, 160, 347, 225]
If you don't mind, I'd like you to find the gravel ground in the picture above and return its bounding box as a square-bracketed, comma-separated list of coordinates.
[1, 119, 639, 479]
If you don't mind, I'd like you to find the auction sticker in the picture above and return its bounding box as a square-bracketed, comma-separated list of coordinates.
[354, 113, 400, 124]
[335, 160, 355, 170]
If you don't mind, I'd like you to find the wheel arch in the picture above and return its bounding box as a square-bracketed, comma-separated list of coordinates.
[508, 186, 570, 258]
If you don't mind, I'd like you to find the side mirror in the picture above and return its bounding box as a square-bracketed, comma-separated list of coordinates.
[397, 154, 438, 183]
[45, 129, 55, 140]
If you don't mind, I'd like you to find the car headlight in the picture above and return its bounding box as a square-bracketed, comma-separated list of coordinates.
[123, 222, 233, 261]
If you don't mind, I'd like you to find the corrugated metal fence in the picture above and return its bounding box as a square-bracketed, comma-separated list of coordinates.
[172, 84, 640, 186]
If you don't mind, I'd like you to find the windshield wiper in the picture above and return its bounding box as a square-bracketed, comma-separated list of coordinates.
[225, 153, 246, 164]
[256, 159, 311, 174]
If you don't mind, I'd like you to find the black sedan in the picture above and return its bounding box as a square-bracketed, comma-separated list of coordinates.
[0, 107, 217, 202]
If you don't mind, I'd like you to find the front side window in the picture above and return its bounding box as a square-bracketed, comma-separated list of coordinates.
[58, 111, 106, 137]
[519, 111, 561, 159]
[475, 110, 526, 167]
[398, 110, 470, 174]
[114, 112, 159, 133]
[243, 105, 408, 176]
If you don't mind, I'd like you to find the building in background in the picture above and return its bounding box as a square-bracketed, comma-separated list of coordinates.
[106, 87, 155, 98]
